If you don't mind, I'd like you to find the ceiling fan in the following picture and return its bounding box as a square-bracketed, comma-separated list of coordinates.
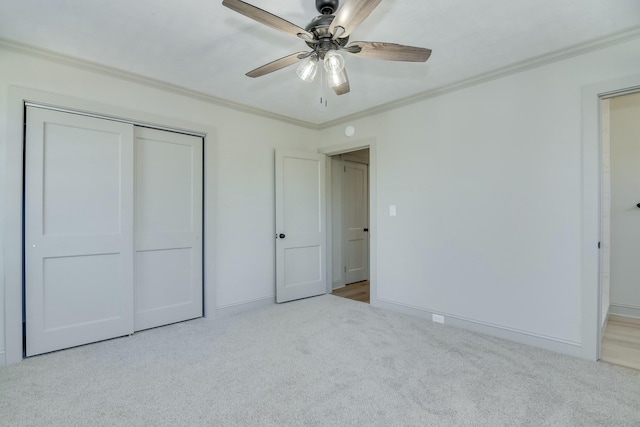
[222, 0, 432, 96]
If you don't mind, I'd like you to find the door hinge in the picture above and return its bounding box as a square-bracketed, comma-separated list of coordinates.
[598, 241, 601, 249]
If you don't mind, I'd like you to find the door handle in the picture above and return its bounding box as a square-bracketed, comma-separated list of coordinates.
[364, 228, 369, 232]
[279, 233, 286, 239]
[637, 203, 640, 208]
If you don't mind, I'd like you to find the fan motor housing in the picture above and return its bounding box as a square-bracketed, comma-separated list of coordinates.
[305, 14, 333, 38]
[316, 0, 339, 14]
[304, 14, 349, 50]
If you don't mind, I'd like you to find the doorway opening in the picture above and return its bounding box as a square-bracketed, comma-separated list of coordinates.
[599, 91, 640, 371]
[329, 148, 370, 304]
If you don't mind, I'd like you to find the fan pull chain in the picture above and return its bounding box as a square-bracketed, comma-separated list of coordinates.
[318, 65, 328, 109]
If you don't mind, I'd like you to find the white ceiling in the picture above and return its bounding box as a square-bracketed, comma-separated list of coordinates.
[2, 0, 640, 126]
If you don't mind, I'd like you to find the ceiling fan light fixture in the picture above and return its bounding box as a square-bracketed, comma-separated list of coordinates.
[327, 67, 347, 88]
[296, 56, 319, 82]
[222, 0, 431, 97]
[323, 50, 345, 74]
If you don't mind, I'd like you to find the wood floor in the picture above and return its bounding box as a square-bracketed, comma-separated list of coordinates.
[601, 315, 640, 371]
[332, 280, 370, 304]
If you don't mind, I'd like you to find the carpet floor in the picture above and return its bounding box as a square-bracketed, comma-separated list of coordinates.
[1, 295, 639, 426]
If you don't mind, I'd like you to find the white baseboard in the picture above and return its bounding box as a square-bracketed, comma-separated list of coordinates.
[332, 280, 344, 290]
[602, 305, 610, 329]
[374, 298, 582, 358]
[0, 351, 6, 367]
[215, 296, 274, 318]
[610, 304, 640, 319]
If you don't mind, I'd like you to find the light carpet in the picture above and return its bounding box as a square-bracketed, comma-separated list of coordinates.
[1, 295, 639, 426]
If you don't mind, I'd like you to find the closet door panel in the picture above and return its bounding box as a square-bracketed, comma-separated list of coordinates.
[25, 107, 134, 356]
[134, 127, 203, 331]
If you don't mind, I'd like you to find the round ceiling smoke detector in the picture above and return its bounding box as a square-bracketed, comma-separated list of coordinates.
[345, 126, 355, 137]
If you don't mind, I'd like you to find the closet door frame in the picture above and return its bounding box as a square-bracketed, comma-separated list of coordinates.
[4, 87, 217, 365]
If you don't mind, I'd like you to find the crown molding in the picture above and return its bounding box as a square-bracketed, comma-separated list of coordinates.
[318, 25, 640, 129]
[0, 38, 320, 130]
[2, 25, 640, 131]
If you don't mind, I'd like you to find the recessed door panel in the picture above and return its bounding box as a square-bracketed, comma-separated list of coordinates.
[136, 248, 194, 311]
[136, 136, 194, 233]
[283, 157, 321, 233]
[43, 254, 123, 330]
[284, 246, 322, 287]
[43, 124, 122, 236]
[346, 240, 365, 271]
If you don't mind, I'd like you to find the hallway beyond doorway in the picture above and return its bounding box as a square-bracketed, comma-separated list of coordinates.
[332, 281, 370, 304]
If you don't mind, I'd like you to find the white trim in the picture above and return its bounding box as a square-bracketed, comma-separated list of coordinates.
[332, 281, 344, 290]
[319, 140, 373, 155]
[215, 296, 274, 317]
[24, 101, 206, 138]
[3, 86, 218, 365]
[0, 351, 5, 366]
[610, 304, 640, 319]
[377, 298, 582, 357]
[320, 138, 377, 305]
[581, 73, 640, 362]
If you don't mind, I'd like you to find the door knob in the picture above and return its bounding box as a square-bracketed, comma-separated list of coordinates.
[279, 233, 286, 239]
[364, 228, 369, 232]
[637, 203, 640, 208]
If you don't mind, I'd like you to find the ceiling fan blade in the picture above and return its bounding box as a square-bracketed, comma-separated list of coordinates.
[222, 0, 313, 41]
[345, 41, 432, 62]
[329, 0, 381, 39]
[332, 68, 350, 96]
[246, 52, 309, 78]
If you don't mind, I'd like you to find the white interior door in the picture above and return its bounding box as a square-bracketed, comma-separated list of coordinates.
[25, 107, 134, 356]
[343, 161, 369, 284]
[275, 150, 326, 303]
[134, 127, 203, 331]
[610, 92, 640, 317]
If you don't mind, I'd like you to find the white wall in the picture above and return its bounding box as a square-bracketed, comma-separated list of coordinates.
[320, 36, 640, 355]
[0, 48, 319, 363]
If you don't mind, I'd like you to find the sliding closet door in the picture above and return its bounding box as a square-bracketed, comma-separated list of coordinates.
[25, 107, 134, 357]
[134, 127, 203, 331]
